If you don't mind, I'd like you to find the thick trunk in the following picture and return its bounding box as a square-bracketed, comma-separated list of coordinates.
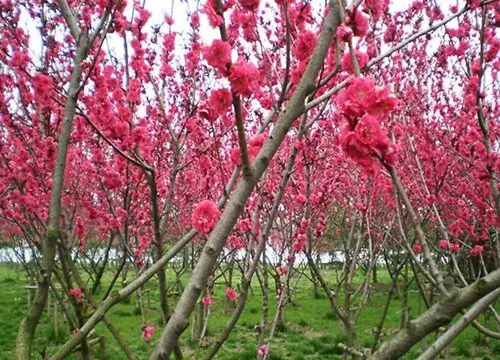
[15, 32, 89, 360]
[151, 3, 342, 358]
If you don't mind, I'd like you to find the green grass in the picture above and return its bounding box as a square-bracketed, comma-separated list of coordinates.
[0, 264, 497, 359]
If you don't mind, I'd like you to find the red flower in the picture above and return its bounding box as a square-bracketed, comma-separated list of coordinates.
[69, 288, 83, 300]
[342, 131, 372, 163]
[248, 133, 266, 159]
[142, 326, 155, 341]
[348, 10, 369, 38]
[337, 77, 377, 120]
[230, 147, 242, 166]
[413, 243, 422, 254]
[341, 50, 369, 73]
[202, 39, 231, 72]
[337, 25, 353, 42]
[239, 0, 260, 11]
[293, 30, 317, 61]
[355, 114, 388, 148]
[192, 200, 221, 234]
[225, 287, 239, 301]
[469, 245, 484, 257]
[276, 267, 288, 276]
[438, 239, 449, 250]
[208, 88, 233, 117]
[202, 1, 223, 28]
[257, 344, 268, 357]
[449, 242, 461, 253]
[201, 296, 213, 306]
[229, 61, 259, 97]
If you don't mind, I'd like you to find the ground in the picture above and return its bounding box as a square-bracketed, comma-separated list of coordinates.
[0, 264, 498, 359]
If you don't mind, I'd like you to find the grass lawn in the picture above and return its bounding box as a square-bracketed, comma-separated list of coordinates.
[0, 264, 498, 359]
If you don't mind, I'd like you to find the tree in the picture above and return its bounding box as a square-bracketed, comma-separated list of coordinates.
[0, 0, 498, 359]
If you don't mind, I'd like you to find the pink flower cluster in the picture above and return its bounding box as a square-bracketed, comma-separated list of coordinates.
[69, 288, 83, 300]
[225, 287, 239, 301]
[229, 61, 259, 97]
[293, 30, 317, 61]
[230, 133, 267, 166]
[337, 77, 398, 172]
[239, 0, 260, 11]
[276, 266, 288, 276]
[365, 0, 390, 21]
[469, 245, 484, 257]
[341, 50, 369, 73]
[142, 326, 155, 341]
[412, 243, 422, 254]
[202, 39, 231, 72]
[134, 235, 151, 260]
[438, 239, 461, 253]
[192, 200, 221, 234]
[346, 9, 369, 38]
[202, 296, 213, 306]
[257, 344, 268, 357]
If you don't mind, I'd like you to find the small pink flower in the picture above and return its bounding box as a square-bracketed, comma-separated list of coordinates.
[208, 88, 232, 117]
[438, 239, 449, 250]
[257, 344, 268, 357]
[469, 245, 484, 257]
[276, 267, 288, 276]
[230, 147, 242, 166]
[412, 243, 422, 254]
[202, 39, 231, 72]
[239, 0, 260, 11]
[142, 326, 155, 341]
[201, 296, 213, 306]
[337, 25, 353, 42]
[449, 242, 461, 253]
[192, 200, 221, 234]
[69, 288, 83, 300]
[73, 328, 79, 335]
[225, 287, 238, 301]
[229, 61, 259, 97]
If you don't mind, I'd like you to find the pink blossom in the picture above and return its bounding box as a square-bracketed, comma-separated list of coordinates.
[342, 131, 372, 163]
[142, 326, 155, 341]
[225, 287, 239, 301]
[337, 25, 353, 42]
[349, 10, 369, 38]
[202, 1, 223, 28]
[192, 200, 221, 234]
[239, 0, 260, 11]
[276, 267, 288, 276]
[336, 77, 377, 120]
[413, 243, 422, 254]
[469, 245, 484, 257]
[341, 50, 369, 73]
[201, 296, 213, 306]
[293, 30, 317, 61]
[296, 194, 307, 205]
[202, 39, 231, 72]
[248, 133, 266, 158]
[208, 88, 233, 117]
[438, 239, 449, 250]
[73, 328, 79, 335]
[230, 147, 242, 166]
[69, 288, 83, 300]
[449, 242, 461, 253]
[229, 61, 259, 97]
[365, 0, 389, 21]
[257, 344, 268, 357]
[191, 12, 200, 28]
[355, 114, 389, 149]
